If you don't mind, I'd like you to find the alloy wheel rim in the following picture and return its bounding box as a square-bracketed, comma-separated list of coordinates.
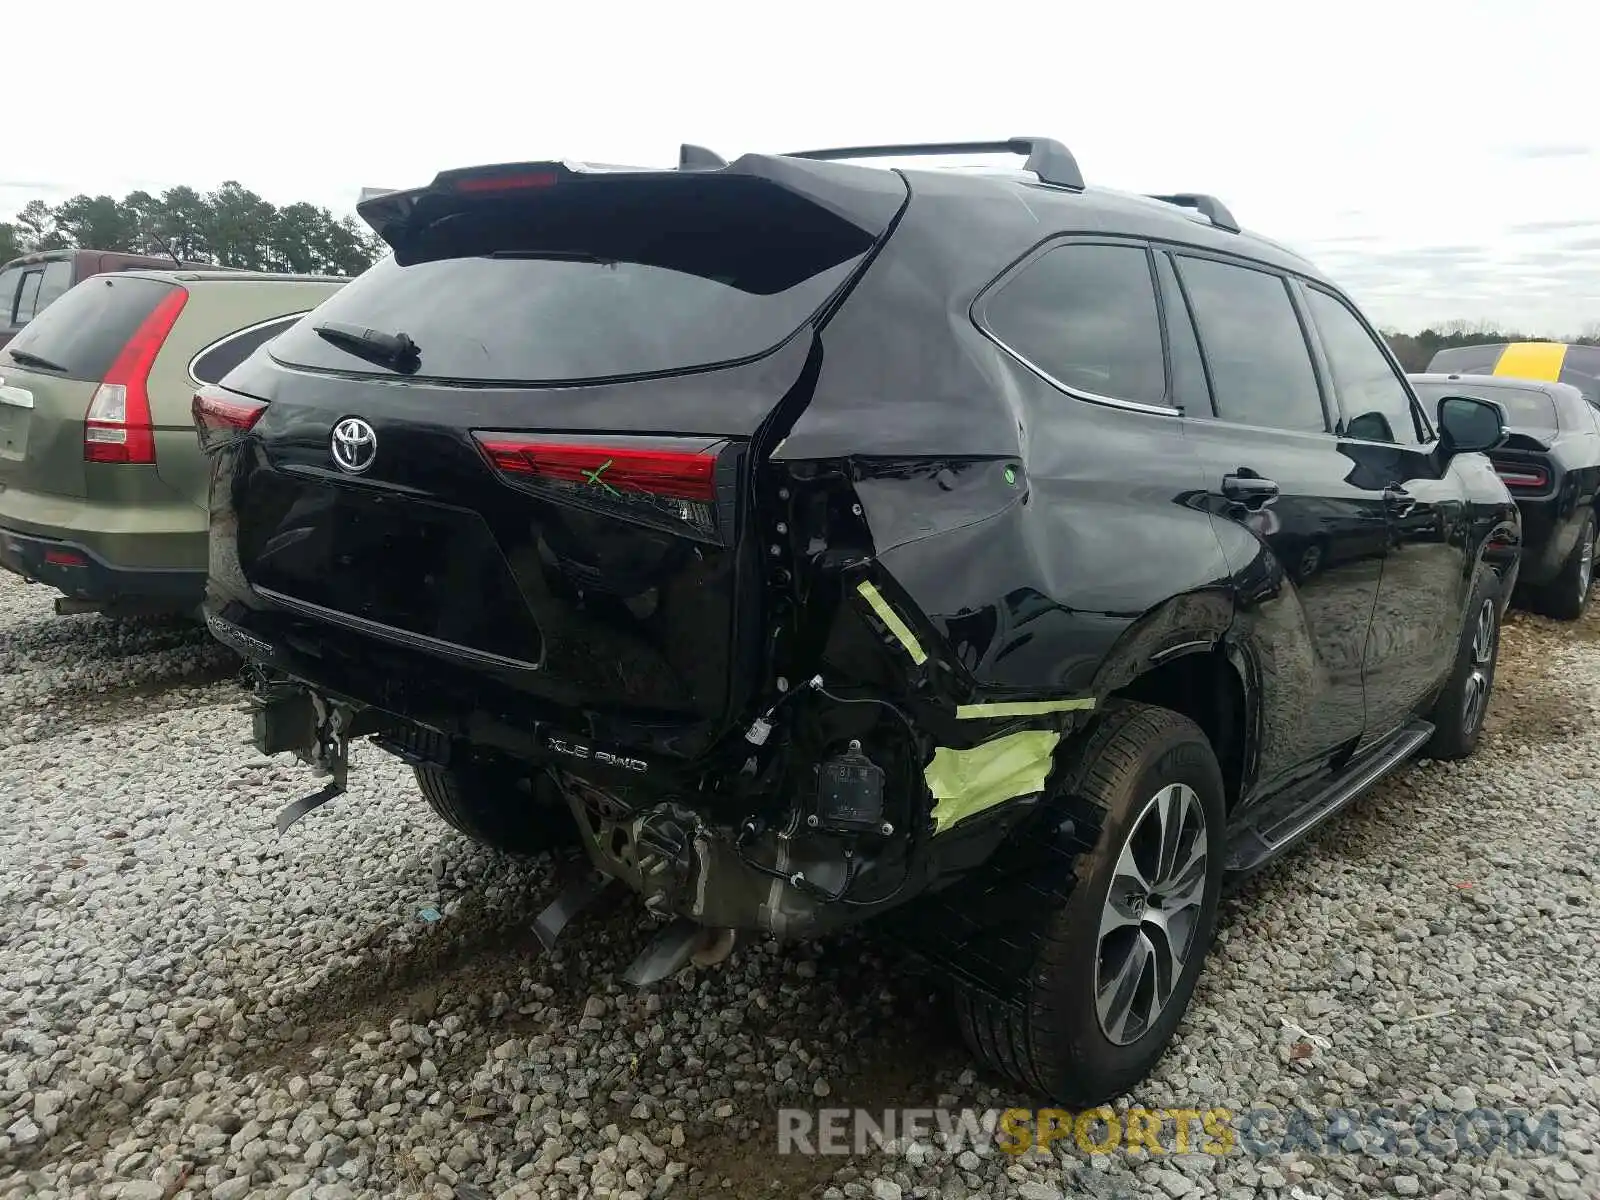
[1094, 782, 1209, 1046]
[1581, 532, 1594, 599]
[1461, 597, 1497, 735]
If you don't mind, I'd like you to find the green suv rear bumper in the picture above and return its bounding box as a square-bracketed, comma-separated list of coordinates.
[0, 526, 204, 610]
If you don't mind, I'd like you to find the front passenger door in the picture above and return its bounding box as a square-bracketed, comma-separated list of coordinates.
[1298, 283, 1471, 740]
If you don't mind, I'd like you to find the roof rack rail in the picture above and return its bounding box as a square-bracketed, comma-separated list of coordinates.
[781, 137, 1085, 191]
[678, 143, 727, 171]
[1147, 193, 1240, 234]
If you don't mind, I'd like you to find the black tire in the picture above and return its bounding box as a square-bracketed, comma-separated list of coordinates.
[414, 760, 576, 855]
[1293, 536, 1328, 584]
[1423, 568, 1502, 760]
[954, 704, 1226, 1104]
[1535, 511, 1596, 621]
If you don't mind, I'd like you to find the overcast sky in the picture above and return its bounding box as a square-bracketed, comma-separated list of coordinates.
[4, 0, 1596, 334]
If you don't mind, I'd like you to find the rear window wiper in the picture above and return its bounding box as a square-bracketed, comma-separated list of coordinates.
[313, 321, 421, 372]
[5, 348, 68, 373]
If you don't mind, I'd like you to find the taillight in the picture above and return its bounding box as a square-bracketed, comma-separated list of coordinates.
[1493, 462, 1549, 489]
[83, 287, 188, 464]
[192, 384, 268, 451]
[474, 433, 726, 538]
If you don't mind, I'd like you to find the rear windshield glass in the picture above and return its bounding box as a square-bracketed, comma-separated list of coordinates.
[1410, 380, 1559, 430]
[271, 180, 874, 383]
[3, 275, 177, 381]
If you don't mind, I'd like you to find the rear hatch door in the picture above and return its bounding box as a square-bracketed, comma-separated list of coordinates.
[220, 158, 904, 735]
[0, 274, 186, 502]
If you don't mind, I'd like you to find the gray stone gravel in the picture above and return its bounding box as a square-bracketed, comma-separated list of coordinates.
[0, 580, 237, 750]
[1, 571, 1598, 1199]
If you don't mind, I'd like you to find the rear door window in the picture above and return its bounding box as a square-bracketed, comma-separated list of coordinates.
[34, 260, 75, 315]
[13, 269, 44, 324]
[977, 241, 1168, 408]
[0, 266, 25, 326]
[3, 275, 180, 381]
[1177, 256, 1327, 433]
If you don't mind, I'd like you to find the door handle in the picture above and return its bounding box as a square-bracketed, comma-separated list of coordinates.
[1222, 472, 1280, 504]
[1383, 485, 1416, 517]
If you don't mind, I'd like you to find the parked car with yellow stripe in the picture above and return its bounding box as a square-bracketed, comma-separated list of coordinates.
[1426, 340, 1600, 405]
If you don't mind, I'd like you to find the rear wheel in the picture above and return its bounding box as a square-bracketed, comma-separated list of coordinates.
[954, 704, 1225, 1104]
[1424, 568, 1502, 760]
[1535, 511, 1596, 621]
[414, 759, 576, 856]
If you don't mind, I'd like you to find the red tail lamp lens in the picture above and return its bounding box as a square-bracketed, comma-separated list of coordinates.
[192, 384, 268, 449]
[474, 434, 725, 538]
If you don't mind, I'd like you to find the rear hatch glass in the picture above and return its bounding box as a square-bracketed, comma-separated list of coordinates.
[269, 175, 877, 384]
[6, 275, 179, 381]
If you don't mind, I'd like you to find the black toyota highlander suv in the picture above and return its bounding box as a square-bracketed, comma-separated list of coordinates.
[195, 137, 1521, 1104]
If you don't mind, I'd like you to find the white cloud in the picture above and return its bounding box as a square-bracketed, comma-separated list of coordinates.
[4, 0, 1596, 333]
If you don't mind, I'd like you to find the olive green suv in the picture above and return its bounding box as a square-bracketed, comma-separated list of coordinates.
[0, 270, 346, 617]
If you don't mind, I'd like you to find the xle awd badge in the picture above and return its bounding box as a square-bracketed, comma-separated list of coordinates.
[331, 417, 377, 474]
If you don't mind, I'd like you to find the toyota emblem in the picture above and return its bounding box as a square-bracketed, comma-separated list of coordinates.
[330, 417, 377, 474]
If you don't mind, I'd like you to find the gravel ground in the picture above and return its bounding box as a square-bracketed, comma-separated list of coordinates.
[1, 570, 1598, 1200]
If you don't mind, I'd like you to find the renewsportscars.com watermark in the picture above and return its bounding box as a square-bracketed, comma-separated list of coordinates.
[777, 1105, 1564, 1158]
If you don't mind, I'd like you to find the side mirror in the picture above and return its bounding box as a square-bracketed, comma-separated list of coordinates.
[1436, 394, 1507, 455]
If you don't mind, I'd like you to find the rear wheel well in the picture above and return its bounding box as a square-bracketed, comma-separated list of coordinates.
[1106, 649, 1245, 812]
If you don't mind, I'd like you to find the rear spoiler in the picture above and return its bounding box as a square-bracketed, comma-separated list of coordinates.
[358, 136, 1243, 253]
[355, 154, 910, 257]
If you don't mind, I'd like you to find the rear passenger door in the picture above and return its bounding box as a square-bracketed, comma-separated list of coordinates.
[1165, 249, 1389, 787]
[1298, 283, 1472, 735]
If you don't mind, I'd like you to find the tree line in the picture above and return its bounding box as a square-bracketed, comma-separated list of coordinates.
[0, 182, 384, 277]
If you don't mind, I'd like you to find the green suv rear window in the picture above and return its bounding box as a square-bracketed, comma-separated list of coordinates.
[4, 275, 179, 381]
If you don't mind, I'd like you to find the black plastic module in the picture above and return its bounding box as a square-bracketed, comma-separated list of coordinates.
[815, 742, 887, 832]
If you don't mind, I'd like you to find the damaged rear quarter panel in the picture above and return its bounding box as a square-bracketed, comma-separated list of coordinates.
[776, 168, 1238, 717]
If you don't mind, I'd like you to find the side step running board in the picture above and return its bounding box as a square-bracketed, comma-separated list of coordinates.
[1224, 720, 1432, 875]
